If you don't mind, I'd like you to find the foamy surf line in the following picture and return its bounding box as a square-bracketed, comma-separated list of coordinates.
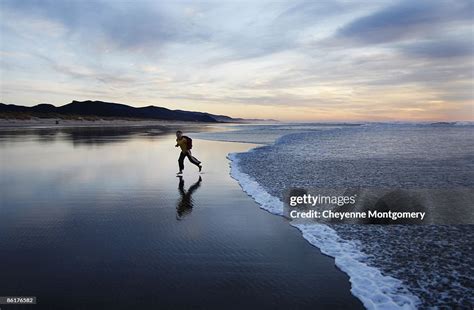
[227, 152, 420, 310]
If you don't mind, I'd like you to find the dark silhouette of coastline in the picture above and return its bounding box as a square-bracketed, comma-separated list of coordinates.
[0, 100, 236, 122]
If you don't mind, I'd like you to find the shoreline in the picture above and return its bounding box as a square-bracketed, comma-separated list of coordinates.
[227, 142, 421, 309]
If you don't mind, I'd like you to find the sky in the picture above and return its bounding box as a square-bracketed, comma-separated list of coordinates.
[0, 0, 473, 121]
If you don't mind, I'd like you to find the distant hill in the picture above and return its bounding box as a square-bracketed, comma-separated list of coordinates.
[0, 100, 243, 123]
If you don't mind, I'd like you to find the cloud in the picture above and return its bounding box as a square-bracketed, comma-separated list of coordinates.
[336, 0, 473, 44]
[399, 39, 474, 59]
[211, 0, 375, 61]
[1, 0, 206, 51]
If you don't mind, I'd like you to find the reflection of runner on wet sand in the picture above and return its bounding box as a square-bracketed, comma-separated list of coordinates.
[176, 176, 202, 220]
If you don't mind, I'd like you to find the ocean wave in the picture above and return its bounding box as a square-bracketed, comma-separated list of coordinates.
[228, 152, 420, 310]
[227, 153, 284, 216]
[217, 123, 473, 308]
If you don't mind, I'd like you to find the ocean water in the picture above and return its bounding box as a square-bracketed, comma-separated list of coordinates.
[201, 123, 474, 309]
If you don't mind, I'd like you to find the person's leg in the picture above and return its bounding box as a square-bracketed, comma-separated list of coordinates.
[186, 152, 201, 168]
[178, 152, 186, 172]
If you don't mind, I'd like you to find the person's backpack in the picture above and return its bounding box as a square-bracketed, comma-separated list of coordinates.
[183, 136, 193, 149]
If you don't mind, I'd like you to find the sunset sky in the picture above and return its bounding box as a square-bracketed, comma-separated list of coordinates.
[0, 0, 473, 121]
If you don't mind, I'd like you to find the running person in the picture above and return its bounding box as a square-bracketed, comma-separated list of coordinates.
[175, 130, 202, 174]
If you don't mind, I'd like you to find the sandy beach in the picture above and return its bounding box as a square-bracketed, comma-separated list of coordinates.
[0, 127, 362, 309]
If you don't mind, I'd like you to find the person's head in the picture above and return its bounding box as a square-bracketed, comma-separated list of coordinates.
[176, 130, 183, 139]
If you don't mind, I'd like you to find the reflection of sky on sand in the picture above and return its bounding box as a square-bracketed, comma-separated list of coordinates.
[0, 129, 259, 264]
[0, 127, 257, 228]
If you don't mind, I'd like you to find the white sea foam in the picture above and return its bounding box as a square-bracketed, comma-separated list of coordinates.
[228, 152, 421, 310]
[228, 153, 284, 216]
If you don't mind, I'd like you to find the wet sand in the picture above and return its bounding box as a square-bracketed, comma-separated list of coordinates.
[0, 117, 203, 127]
[0, 129, 362, 309]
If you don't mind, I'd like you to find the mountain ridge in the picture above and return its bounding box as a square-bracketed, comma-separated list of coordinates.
[0, 100, 245, 123]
